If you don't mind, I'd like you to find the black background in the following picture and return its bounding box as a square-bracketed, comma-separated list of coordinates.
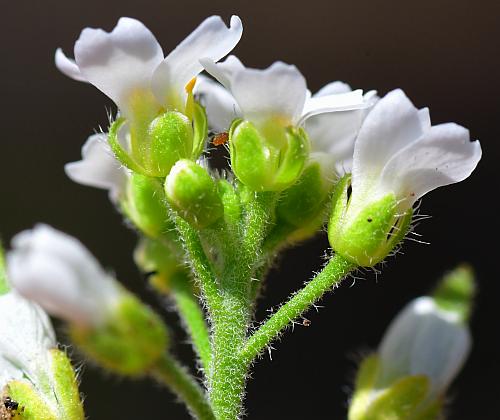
[1, 1, 499, 419]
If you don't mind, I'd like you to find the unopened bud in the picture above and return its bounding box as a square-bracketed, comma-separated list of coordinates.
[165, 160, 224, 228]
[229, 119, 309, 192]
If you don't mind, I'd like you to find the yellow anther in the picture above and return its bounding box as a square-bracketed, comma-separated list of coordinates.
[185, 77, 197, 94]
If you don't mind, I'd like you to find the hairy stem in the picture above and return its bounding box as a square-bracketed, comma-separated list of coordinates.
[175, 216, 222, 315]
[151, 354, 215, 420]
[240, 254, 355, 365]
[209, 192, 275, 420]
[171, 272, 212, 373]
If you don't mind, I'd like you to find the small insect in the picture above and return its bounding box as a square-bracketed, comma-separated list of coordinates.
[212, 132, 229, 146]
[302, 318, 311, 327]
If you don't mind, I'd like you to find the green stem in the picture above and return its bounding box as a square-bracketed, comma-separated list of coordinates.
[151, 354, 215, 420]
[209, 192, 276, 420]
[240, 254, 355, 365]
[171, 272, 212, 373]
[174, 216, 222, 315]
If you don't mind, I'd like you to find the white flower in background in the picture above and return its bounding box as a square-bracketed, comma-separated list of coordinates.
[7, 225, 121, 327]
[305, 81, 378, 178]
[378, 296, 471, 397]
[56, 16, 243, 117]
[65, 133, 128, 202]
[0, 290, 56, 395]
[199, 55, 369, 132]
[350, 89, 481, 211]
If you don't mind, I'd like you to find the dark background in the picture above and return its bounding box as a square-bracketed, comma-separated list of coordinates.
[1, 1, 498, 418]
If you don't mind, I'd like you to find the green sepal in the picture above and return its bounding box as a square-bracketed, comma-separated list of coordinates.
[328, 175, 412, 267]
[273, 126, 310, 189]
[348, 355, 381, 420]
[0, 244, 8, 295]
[146, 111, 194, 177]
[192, 102, 208, 158]
[276, 162, 332, 228]
[362, 375, 431, 420]
[229, 119, 309, 192]
[165, 159, 224, 229]
[3, 381, 57, 420]
[433, 264, 476, 323]
[122, 173, 173, 238]
[71, 293, 168, 376]
[108, 118, 147, 175]
[48, 350, 85, 420]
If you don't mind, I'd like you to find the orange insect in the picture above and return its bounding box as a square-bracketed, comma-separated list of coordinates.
[212, 132, 229, 146]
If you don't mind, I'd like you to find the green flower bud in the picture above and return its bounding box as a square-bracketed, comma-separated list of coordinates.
[122, 173, 173, 238]
[70, 292, 168, 376]
[108, 103, 208, 178]
[146, 111, 194, 176]
[276, 162, 333, 229]
[217, 179, 241, 227]
[165, 159, 224, 228]
[433, 265, 475, 323]
[229, 119, 310, 192]
[328, 175, 412, 267]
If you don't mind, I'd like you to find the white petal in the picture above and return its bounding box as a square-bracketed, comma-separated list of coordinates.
[151, 16, 242, 110]
[205, 58, 307, 126]
[379, 297, 471, 396]
[307, 110, 364, 176]
[314, 81, 353, 96]
[195, 75, 241, 132]
[306, 89, 378, 176]
[300, 89, 367, 124]
[352, 89, 425, 195]
[74, 17, 164, 111]
[65, 133, 128, 202]
[379, 123, 482, 204]
[7, 225, 120, 327]
[201, 55, 245, 90]
[54, 48, 86, 82]
[0, 291, 55, 388]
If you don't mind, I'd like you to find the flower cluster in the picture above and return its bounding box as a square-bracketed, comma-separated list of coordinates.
[0, 14, 483, 420]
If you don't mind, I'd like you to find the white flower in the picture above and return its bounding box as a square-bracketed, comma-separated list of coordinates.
[7, 225, 121, 327]
[64, 133, 128, 203]
[0, 290, 56, 394]
[350, 89, 481, 211]
[305, 82, 378, 177]
[378, 296, 471, 397]
[56, 16, 242, 116]
[199, 56, 369, 131]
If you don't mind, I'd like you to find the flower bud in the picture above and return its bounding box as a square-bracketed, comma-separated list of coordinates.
[122, 173, 173, 238]
[70, 292, 168, 376]
[145, 111, 194, 176]
[7, 225, 168, 376]
[349, 274, 474, 420]
[108, 105, 208, 178]
[165, 159, 224, 228]
[1, 291, 84, 420]
[229, 119, 310, 192]
[276, 162, 333, 229]
[328, 175, 412, 267]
